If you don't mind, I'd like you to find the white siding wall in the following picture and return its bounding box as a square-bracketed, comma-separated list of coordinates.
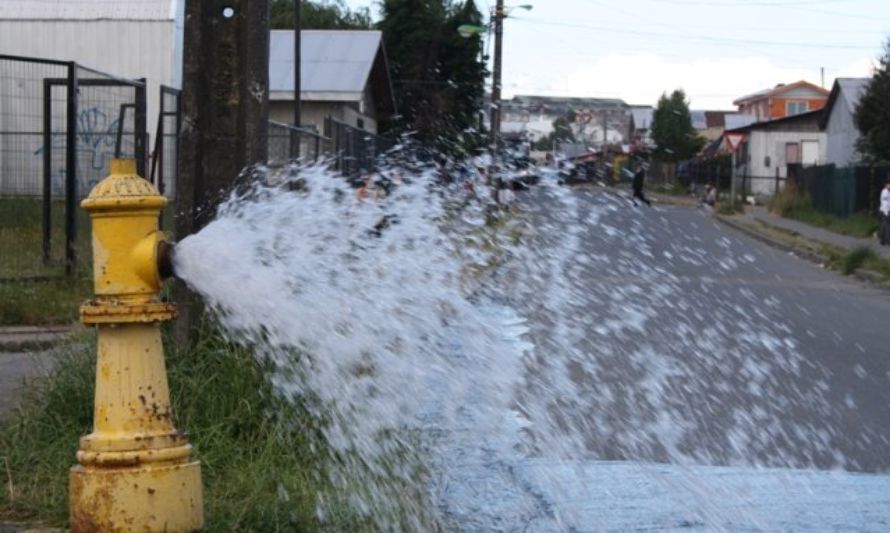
[825, 98, 860, 167]
[748, 130, 826, 194]
[0, 19, 178, 136]
[269, 101, 377, 134]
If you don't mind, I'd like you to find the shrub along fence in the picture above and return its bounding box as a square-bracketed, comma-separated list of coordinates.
[788, 163, 889, 218]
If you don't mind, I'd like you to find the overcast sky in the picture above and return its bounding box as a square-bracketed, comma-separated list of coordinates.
[342, 0, 888, 110]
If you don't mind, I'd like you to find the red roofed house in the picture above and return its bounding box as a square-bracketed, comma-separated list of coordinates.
[733, 81, 829, 122]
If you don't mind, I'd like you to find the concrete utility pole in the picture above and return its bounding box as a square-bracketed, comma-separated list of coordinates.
[490, 0, 504, 152]
[292, 0, 302, 158]
[175, 0, 270, 343]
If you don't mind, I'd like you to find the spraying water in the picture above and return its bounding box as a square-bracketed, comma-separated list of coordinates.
[174, 159, 890, 530]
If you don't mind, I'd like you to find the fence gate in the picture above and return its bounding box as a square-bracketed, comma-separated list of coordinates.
[0, 55, 146, 279]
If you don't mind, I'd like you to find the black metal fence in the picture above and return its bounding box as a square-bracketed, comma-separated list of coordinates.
[788, 163, 889, 218]
[150, 85, 180, 198]
[0, 54, 146, 279]
[267, 121, 330, 164]
[324, 116, 395, 177]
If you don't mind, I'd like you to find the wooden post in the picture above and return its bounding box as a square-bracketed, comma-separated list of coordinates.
[174, 0, 270, 344]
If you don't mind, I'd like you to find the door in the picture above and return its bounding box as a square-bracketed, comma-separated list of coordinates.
[801, 140, 819, 166]
[785, 142, 800, 164]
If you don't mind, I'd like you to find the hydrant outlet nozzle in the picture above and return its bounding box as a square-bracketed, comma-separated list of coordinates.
[157, 239, 176, 281]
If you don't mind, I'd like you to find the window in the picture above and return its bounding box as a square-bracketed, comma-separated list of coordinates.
[786, 101, 809, 116]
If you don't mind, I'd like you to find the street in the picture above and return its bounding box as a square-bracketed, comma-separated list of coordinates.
[436, 185, 890, 530]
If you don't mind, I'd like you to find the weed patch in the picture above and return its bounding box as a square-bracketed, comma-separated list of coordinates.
[0, 324, 420, 530]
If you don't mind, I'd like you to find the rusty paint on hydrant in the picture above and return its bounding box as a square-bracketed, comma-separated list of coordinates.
[69, 158, 203, 532]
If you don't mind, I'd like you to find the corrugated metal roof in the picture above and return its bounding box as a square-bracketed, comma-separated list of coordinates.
[270, 30, 382, 100]
[837, 78, 869, 115]
[0, 0, 179, 20]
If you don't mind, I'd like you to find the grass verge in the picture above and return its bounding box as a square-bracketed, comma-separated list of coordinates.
[0, 324, 406, 531]
[769, 187, 879, 239]
[0, 277, 89, 326]
[742, 219, 890, 283]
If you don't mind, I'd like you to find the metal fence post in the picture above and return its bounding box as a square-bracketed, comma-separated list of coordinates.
[42, 79, 52, 264]
[65, 62, 78, 275]
[135, 78, 147, 179]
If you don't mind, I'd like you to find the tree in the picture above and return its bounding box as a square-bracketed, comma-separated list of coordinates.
[650, 89, 705, 161]
[270, 0, 372, 30]
[855, 39, 890, 163]
[379, 0, 488, 152]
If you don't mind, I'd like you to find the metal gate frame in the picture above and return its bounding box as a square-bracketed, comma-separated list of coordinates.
[0, 53, 149, 276]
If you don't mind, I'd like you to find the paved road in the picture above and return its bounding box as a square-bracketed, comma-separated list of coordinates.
[437, 185, 890, 530]
[502, 186, 890, 472]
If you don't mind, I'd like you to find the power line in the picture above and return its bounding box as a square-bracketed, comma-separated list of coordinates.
[511, 15, 878, 51]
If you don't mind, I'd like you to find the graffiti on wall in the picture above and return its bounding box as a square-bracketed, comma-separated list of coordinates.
[33, 106, 134, 194]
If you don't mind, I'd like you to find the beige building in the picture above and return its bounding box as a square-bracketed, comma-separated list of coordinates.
[269, 30, 396, 135]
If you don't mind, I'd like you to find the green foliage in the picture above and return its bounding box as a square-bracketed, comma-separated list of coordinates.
[0, 325, 418, 530]
[855, 38, 890, 164]
[840, 247, 875, 275]
[532, 111, 576, 151]
[772, 189, 880, 239]
[0, 278, 89, 325]
[650, 89, 706, 162]
[379, 0, 488, 152]
[270, 0, 372, 30]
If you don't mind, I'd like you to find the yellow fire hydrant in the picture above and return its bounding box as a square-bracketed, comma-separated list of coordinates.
[69, 159, 203, 532]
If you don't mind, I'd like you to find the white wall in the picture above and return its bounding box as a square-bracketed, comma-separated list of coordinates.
[0, 19, 179, 144]
[748, 129, 826, 194]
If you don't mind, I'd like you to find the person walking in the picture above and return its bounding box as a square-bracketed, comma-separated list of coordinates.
[631, 161, 652, 207]
[880, 180, 890, 245]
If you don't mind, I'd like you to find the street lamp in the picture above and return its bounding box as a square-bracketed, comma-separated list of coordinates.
[458, 3, 532, 154]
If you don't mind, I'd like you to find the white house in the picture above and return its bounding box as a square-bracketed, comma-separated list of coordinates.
[820, 78, 870, 167]
[725, 110, 826, 195]
[268, 30, 395, 135]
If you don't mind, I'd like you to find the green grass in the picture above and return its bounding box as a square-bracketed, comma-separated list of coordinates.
[769, 190, 880, 239]
[0, 198, 93, 325]
[0, 277, 90, 325]
[1, 324, 428, 531]
[821, 245, 890, 281]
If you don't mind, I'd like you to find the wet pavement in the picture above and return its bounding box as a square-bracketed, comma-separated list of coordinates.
[438, 186, 890, 530]
[506, 186, 890, 472]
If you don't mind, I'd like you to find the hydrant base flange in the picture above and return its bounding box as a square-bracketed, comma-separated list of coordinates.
[70, 460, 202, 533]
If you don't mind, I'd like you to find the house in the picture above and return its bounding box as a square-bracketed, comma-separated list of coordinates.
[499, 95, 632, 147]
[629, 105, 653, 147]
[820, 78, 870, 167]
[724, 110, 826, 195]
[733, 81, 829, 122]
[691, 110, 737, 141]
[269, 30, 396, 135]
[0, 0, 185, 130]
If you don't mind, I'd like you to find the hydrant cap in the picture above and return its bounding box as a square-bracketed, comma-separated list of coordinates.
[81, 158, 166, 212]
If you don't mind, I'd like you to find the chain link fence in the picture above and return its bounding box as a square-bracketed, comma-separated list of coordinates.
[0, 54, 146, 279]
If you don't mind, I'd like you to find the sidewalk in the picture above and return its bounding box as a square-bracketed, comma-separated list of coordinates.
[0, 324, 77, 352]
[741, 206, 890, 261]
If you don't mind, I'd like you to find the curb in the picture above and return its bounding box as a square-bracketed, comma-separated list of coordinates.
[714, 215, 890, 290]
[0, 325, 78, 352]
[714, 215, 828, 263]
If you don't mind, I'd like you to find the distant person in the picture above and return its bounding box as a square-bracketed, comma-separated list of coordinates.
[880, 180, 890, 246]
[700, 184, 717, 208]
[631, 162, 652, 207]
